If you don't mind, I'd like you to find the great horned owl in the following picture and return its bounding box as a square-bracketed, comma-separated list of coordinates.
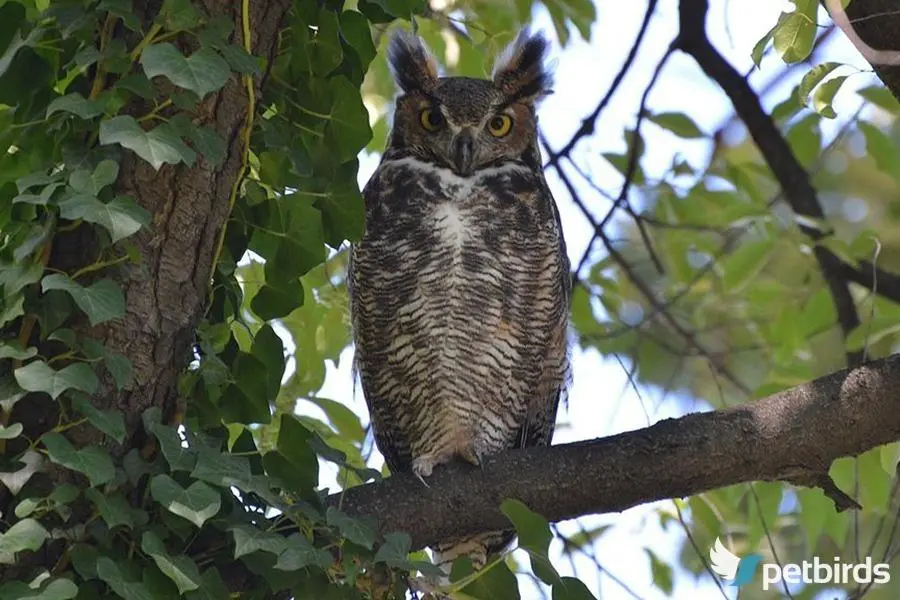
[348, 29, 571, 571]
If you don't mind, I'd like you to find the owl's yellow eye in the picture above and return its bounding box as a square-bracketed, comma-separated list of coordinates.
[419, 108, 444, 132]
[487, 114, 513, 137]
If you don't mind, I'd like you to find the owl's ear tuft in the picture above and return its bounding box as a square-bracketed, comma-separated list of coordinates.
[388, 30, 440, 94]
[492, 30, 553, 104]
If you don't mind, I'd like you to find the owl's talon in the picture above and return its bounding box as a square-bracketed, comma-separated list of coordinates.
[415, 471, 431, 488]
[413, 456, 436, 487]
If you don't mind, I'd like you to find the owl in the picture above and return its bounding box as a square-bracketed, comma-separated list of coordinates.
[348, 29, 571, 572]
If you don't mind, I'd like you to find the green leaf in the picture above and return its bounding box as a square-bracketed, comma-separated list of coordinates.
[326, 76, 373, 161]
[372, 531, 444, 577]
[85, 488, 136, 529]
[773, 8, 816, 64]
[812, 75, 848, 118]
[229, 523, 287, 558]
[46, 92, 103, 119]
[450, 556, 521, 600]
[0, 577, 78, 600]
[140, 43, 230, 98]
[104, 351, 134, 390]
[187, 125, 225, 167]
[798, 62, 842, 104]
[846, 317, 900, 350]
[148, 420, 197, 471]
[722, 239, 775, 292]
[69, 160, 119, 195]
[141, 530, 202, 594]
[751, 23, 777, 67]
[646, 111, 704, 138]
[42, 432, 115, 486]
[858, 85, 900, 114]
[191, 445, 252, 489]
[100, 116, 196, 169]
[150, 474, 221, 528]
[58, 193, 150, 243]
[218, 44, 261, 75]
[0, 518, 49, 559]
[0, 422, 22, 439]
[326, 506, 377, 549]
[501, 498, 560, 586]
[14, 361, 99, 400]
[97, 557, 155, 600]
[219, 352, 271, 425]
[70, 392, 126, 442]
[41, 275, 124, 326]
[157, 0, 200, 30]
[552, 577, 599, 600]
[0, 341, 36, 361]
[274, 533, 333, 570]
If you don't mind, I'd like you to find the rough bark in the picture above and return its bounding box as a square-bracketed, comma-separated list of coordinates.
[334, 355, 900, 551]
[842, 0, 900, 98]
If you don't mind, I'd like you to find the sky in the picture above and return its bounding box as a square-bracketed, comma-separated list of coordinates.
[303, 0, 880, 597]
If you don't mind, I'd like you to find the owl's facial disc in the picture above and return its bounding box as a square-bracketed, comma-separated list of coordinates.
[452, 129, 475, 175]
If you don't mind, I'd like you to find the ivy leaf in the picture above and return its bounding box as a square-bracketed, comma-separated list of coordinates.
[150, 474, 221, 528]
[218, 44, 261, 75]
[326, 506, 377, 550]
[141, 530, 202, 594]
[46, 92, 103, 119]
[0, 577, 79, 599]
[326, 76, 373, 161]
[85, 488, 136, 529]
[100, 115, 196, 170]
[274, 533, 333, 570]
[14, 361, 99, 400]
[191, 446, 252, 489]
[0, 341, 36, 360]
[219, 352, 271, 425]
[229, 523, 287, 558]
[501, 499, 561, 586]
[751, 23, 776, 67]
[70, 391, 126, 442]
[42, 432, 115, 486]
[41, 275, 124, 326]
[0, 422, 22, 439]
[58, 193, 150, 243]
[0, 518, 49, 560]
[148, 420, 197, 472]
[97, 557, 155, 600]
[645, 548, 674, 595]
[68, 159, 119, 195]
[140, 43, 230, 98]
[187, 125, 225, 167]
[0, 450, 42, 495]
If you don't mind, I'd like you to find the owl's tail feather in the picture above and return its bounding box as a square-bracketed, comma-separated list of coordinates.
[431, 530, 515, 581]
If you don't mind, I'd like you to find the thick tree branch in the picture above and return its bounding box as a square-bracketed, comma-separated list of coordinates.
[333, 355, 900, 551]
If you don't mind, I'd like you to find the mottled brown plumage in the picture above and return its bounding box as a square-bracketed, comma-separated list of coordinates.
[348, 29, 570, 572]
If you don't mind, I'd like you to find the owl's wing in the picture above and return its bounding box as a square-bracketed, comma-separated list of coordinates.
[516, 179, 571, 449]
[348, 168, 415, 474]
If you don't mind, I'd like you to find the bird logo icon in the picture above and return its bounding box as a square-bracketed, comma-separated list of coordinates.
[709, 537, 763, 586]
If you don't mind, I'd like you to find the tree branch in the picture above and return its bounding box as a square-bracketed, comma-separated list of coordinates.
[332, 355, 900, 551]
[675, 0, 863, 366]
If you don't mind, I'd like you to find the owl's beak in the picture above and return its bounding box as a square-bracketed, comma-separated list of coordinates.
[452, 130, 475, 175]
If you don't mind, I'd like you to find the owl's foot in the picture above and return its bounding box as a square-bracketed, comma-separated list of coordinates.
[408, 576, 449, 599]
[412, 455, 436, 488]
